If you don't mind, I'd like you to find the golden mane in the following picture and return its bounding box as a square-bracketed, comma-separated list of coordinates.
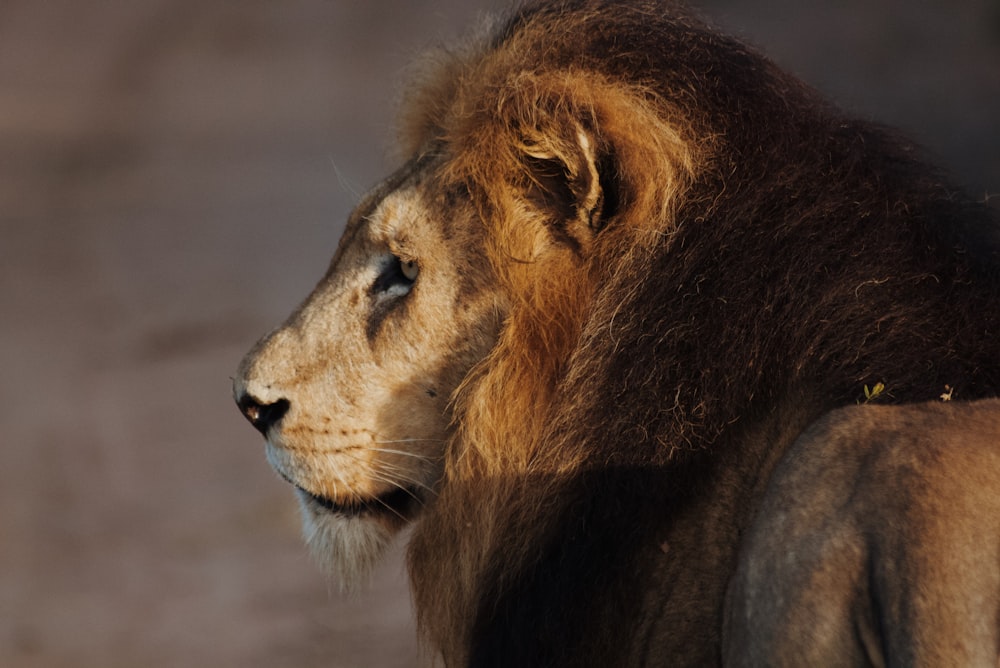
[401, 2, 1000, 664]
[412, 65, 701, 480]
[401, 8, 709, 661]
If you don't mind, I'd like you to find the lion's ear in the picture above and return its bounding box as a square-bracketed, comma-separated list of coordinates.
[518, 120, 619, 251]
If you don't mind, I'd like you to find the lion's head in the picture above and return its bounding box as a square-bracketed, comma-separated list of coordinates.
[232, 159, 503, 583]
[234, 7, 700, 586]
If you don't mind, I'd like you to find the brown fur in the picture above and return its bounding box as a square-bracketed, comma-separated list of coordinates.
[725, 399, 1000, 666]
[235, 0, 1000, 665]
[402, 1, 1000, 665]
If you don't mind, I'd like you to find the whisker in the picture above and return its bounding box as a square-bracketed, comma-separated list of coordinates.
[367, 446, 440, 460]
[319, 445, 439, 497]
[372, 437, 446, 445]
[371, 467, 437, 495]
[368, 472, 426, 502]
[363, 474, 416, 521]
[324, 457, 353, 503]
[333, 446, 428, 467]
[355, 456, 438, 494]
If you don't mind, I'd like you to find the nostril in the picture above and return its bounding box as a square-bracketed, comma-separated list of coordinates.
[236, 393, 290, 435]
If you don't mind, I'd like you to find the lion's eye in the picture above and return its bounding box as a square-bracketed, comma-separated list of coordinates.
[372, 255, 418, 298]
[401, 259, 419, 282]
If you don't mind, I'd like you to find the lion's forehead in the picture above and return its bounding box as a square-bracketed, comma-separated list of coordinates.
[344, 151, 448, 233]
[366, 186, 426, 243]
[345, 175, 488, 272]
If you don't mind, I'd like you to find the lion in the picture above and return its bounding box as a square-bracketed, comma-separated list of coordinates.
[725, 398, 1000, 666]
[234, 0, 1000, 664]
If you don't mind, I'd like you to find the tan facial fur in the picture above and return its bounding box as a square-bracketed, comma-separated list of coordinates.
[235, 172, 501, 586]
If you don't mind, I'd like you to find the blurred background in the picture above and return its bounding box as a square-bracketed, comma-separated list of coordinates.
[1, 1, 997, 666]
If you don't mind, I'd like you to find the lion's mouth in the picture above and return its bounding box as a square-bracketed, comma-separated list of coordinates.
[267, 457, 422, 520]
[295, 484, 419, 520]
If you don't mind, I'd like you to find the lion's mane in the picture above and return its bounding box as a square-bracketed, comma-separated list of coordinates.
[401, 1, 1000, 664]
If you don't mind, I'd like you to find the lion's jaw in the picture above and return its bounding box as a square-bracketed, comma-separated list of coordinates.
[234, 180, 501, 587]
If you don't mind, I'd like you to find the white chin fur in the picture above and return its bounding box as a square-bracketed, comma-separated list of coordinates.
[298, 496, 394, 591]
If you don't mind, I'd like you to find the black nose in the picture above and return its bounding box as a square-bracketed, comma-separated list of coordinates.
[236, 393, 290, 435]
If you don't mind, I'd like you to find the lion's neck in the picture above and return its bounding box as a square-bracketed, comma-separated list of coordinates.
[411, 376, 820, 665]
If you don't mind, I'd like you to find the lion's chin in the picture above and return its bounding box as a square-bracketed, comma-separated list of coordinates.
[295, 488, 414, 590]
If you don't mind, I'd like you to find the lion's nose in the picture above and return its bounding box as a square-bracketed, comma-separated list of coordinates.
[236, 392, 290, 435]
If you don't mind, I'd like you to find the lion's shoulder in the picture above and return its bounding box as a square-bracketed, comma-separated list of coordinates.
[725, 398, 1000, 665]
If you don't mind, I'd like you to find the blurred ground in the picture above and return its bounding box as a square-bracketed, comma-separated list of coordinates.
[1, 1, 997, 666]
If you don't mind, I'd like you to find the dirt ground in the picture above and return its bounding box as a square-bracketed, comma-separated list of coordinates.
[1, 1, 997, 666]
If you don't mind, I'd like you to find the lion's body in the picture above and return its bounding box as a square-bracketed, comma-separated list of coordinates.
[236, 0, 1000, 664]
[726, 398, 1000, 666]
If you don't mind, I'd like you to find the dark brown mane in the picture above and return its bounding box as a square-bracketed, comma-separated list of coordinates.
[402, 0, 1000, 664]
